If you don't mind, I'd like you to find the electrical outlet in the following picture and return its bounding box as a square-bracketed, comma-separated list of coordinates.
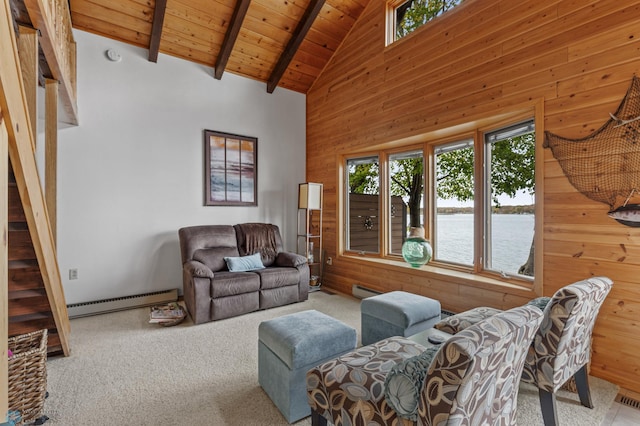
[326, 257, 333, 265]
[69, 269, 78, 280]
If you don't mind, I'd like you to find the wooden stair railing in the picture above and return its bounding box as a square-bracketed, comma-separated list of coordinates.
[1, 0, 70, 359]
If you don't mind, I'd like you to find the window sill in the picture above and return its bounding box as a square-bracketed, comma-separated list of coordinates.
[339, 254, 537, 298]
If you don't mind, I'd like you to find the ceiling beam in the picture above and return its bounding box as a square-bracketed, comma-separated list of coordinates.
[148, 0, 167, 63]
[215, 0, 251, 80]
[267, 0, 325, 93]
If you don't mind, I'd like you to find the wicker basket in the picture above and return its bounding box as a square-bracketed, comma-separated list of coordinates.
[8, 329, 48, 425]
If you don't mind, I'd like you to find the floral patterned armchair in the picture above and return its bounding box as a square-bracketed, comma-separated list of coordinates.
[434, 276, 613, 426]
[306, 305, 543, 426]
[522, 277, 613, 426]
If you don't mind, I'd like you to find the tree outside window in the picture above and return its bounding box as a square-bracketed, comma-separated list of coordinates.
[394, 0, 465, 41]
[389, 151, 424, 255]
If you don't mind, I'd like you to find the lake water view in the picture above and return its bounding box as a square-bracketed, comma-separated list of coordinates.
[435, 214, 534, 275]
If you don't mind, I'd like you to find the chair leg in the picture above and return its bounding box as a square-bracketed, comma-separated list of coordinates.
[574, 364, 594, 409]
[311, 410, 328, 426]
[539, 389, 559, 426]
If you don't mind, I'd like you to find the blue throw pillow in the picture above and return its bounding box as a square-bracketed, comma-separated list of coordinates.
[384, 346, 440, 420]
[527, 296, 551, 312]
[224, 253, 264, 272]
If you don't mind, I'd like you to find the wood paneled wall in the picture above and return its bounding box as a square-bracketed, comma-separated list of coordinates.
[307, 0, 640, 392]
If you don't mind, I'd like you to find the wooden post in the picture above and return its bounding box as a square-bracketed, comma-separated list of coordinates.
[17, 25, 38, 152]
[45, 79, 57, 243]
[0, 113, 9, 424]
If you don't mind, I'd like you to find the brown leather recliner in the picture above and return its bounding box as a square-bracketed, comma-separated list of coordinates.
[178, 223, 309, 324]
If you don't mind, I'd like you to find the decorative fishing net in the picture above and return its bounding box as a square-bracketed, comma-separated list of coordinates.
[544, 76, 640, 211]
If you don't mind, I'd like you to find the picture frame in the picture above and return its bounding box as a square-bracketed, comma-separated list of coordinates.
[204, 129, 258, 206]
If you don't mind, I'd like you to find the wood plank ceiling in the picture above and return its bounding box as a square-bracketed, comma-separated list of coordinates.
[69, 0, 371, 94]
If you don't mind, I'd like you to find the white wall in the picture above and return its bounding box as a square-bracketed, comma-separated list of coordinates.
[48, 30, 306, 304]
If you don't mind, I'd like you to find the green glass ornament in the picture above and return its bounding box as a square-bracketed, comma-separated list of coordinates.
[401, 227, 432, 267]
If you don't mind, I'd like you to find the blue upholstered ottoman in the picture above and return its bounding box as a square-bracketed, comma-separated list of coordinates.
[361, 291, 441, 345]
[258, 310, 357, 423]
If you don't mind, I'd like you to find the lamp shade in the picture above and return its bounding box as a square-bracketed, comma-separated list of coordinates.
[299, 183, 323, 209]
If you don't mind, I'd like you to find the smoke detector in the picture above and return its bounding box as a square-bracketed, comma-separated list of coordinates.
[105, 49, 122, 62]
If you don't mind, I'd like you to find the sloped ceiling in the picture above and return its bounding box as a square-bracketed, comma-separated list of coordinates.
[69, 0, 372, 93]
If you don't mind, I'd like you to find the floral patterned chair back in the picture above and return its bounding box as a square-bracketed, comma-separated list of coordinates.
[418, 305, 543, 426]
[307, 305, 543, 426]
[520, 276, 613, 425]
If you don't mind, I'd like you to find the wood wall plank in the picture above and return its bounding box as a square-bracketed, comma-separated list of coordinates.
[71, 0, 152, 35]
[308, 0, 640, 392]
[72, 12, 150, 47]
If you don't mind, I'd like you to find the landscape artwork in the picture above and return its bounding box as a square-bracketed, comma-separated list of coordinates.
[204, 130, 257, 206]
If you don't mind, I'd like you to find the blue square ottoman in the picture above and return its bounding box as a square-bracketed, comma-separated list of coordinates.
[258, 310, 357, 423]
[361, 291, 441, 345]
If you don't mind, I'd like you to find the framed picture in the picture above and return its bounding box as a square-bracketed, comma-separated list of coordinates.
[204, 129, 258, 206]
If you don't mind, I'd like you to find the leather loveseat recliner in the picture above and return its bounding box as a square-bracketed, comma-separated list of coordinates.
[178, 223, 309, 324]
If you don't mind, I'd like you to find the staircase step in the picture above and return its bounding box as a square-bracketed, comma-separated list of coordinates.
[9, 313, 56, 337]
[8, 182, 25, 222]
[8, 261, 44, 291]
[8, 227, 36, 261]
[8, 294, 51, 317]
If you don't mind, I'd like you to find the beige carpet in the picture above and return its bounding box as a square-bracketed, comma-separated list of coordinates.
[42, 291, 618, 425]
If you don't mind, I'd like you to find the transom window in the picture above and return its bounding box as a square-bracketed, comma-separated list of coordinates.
[343, 118, 537, 283]
[389, 0, 465, 43]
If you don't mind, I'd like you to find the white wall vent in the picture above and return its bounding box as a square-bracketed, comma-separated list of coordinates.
[352, 284, 381, 299]
[67, 289, 178, 318]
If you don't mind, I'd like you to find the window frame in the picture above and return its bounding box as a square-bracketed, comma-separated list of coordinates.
[340, 108, 543, 291]
[387, 148, 426, 255]
[344, 154, 383, 255]
[482, 120, 536, 279]
[386, 0, 466, 46]
[431, 136, 476, 270]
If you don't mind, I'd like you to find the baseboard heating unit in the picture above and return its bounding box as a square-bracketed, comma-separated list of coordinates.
[352, 284, 381, 299]
[67, 288, 178, 319]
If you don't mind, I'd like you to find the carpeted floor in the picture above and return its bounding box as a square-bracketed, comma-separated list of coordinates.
[42, 290, 618, 425]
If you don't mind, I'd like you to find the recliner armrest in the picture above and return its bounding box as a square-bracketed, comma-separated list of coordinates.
[275, 252, 307, 268]
[184, 260, 214, 278]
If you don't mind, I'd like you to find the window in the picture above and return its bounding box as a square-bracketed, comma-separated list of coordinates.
[390, 0, 465, 43]
[484, 121, 536, 277]
[434, 139, 474, 266]
[388, 150, 424, 254]
[346, 156, 380, 253]
[342, 117, 537, 284]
